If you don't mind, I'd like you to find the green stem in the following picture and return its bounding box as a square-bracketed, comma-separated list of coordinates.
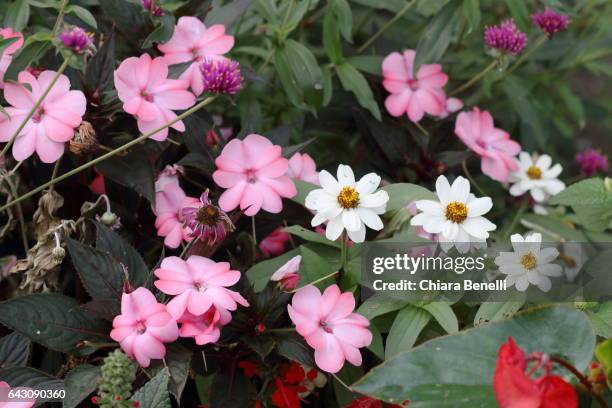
[340, 232, 348, 270]
[180, 238, 198, 259]
[414, 121, 429, 137]
[449, 60, 497, 96]
[48, 157, 62, 193]
[550, 356, 608, 408]
[0, 96, 217, 214]
[0, 57, 71, 160]
[503, 197, 528, 239]
[292, 270, 339, 293]
[461, 159, 486, 197]
[267, 327, 295, 333]
[503, 35, 548, 77]
[52, 0, 70, 35]
[357, 0, 417, 53]
[251, 216, 257, 255]
[4, 176, 28, 253]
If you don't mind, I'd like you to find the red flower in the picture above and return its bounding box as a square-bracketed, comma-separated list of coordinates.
[494, 337, 578, 408]
[345, 396, 406, 408]
[271, 378, 306, 408]
[281, 362, 306, 385]
[238, 361, 261, 378]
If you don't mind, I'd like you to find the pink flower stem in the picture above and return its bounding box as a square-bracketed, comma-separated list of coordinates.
[0, 96, 217, 214]
[0, 57, 71, 160]
[550, 356, 608, 408]
[356, 0, 417, 53]
[448, 60, 497, 97]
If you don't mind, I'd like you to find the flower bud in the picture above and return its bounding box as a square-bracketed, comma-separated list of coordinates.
[52, 246, 66, 262]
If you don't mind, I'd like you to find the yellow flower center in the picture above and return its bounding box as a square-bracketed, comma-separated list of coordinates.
[445, 201, 468, 223]
[520, 252, 538, 270]
[337, 186, 360, 209]
[197, 205, 220, 226]
[527, 166, 542, 180]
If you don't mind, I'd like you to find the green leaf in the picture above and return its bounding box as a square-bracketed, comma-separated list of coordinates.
[97, 145, 156, 203]
[382, 183, 435, 212]
[299, 245, 341, 290]
[353, 307, 595, 406]
[84, 32, 115, 93]
[473, 293, 526, 326]
[277, 334, 315, 367]
[131, 368, 171, 408]
[347, 55, 383, 75]
[588, 303, 612, 338]
[521, 213, 586, 242]
[66, 5, 98, 28]
[281, 137, 317, 158]
[0, 294, 107, 353]
[336, 62, 381, 120]
[142, 14, 176, 49]
[67, 238, 124, 300]
[422, 302, 458, 334]
[549, 178, 611, 206]
[333, 365, 363, 406]
[332, 0, 353, 41]
[63, 365, 101, 408]
[385, 305, 431, 358]
[0, 332, 30, 369]
[414, 0, 461, 72]
[323, 10, 343, 64]
[95, 222, 149, 288]
[4, 0, 30, 31]
[168, 61, 194, 79]
[0, 37, 19, 59]
[290, 179, 318, 206]
[4, 36, 51, 81]
[368, 324, 385, 360]
[0, 367, 63, 398]
[557, 83, 585, 129]
[462, 0, 480, 35]
[247, 248, 300, 292]
[162, 343, 192, 400]
[283, 225, 341, 248]
[210, 366, 255, 408]
[503, 0, 530, 30]
[595, 339, 612, 383]
[284, 39, 324, 108]
[99, 0, 153, 38]
[357, 294, 409, 320]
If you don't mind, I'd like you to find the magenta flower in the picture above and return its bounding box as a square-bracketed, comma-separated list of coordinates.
[270, 255, 301, 291]
[110, 287, 179, 368]
[113, 53, 196, 141]
[142, 0, 163, 16]
[181, 190, 235, 245]
[287, 152, 320, 184]
[0, 27, 24, 88]
[153, 168, 199, 249]
[455, 107, 521, 182]
[382, 49, 448, 123]
[259, 227, 290, 257]
[158, 17, 234, 95]
[288, 285, 372, 373]
[484, 19, 527, 55]
[575, 149, 608, 176]
[153, 255, 249, 319]
[178, 306, 231, 346]
[0, 70, 86, 163]
[200, 59, 242, 94]
[213, 134, 297, 216]
[58, 26, 94, 54]
[532, 9, 570, 36]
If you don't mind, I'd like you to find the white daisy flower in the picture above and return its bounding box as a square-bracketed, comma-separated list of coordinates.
[494, 233, 562, 292]
[305, 164, 389, 243]
[509, 152, 565, 202]
[410, 175, 496, 253]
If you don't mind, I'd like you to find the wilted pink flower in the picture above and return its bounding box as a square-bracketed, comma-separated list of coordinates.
[484, 19, 527, 55]
[0, 381, 35, 407]
[288, 285, 372, 373]
[213, 134, 297, 216]
[438, 97, 463, 118]
[153, 169, 199, 249]
[0, 28, 23, 88]
[158, 17, 234, 95]
[271, 255, 301, 291]
[113, 53, 195, 141]
[382, 49, 448, 123]
[182, 190, 235, 245]
[287, 153, 319, 184]
[110, 287, 179, 367]
[0, 70, 86, 163]
[575, 149, 608, 176]
[455, 107, 521, 182]
[178, 306, 231, 345]
[200, 59, 242, 94]
[532, 9, 570, 36]
[260, 227, 290, 257]
[58, 26, 94, 54]
[153, 255, 249, 319]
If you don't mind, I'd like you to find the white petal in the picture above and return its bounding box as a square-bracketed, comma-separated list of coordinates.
[319, 170, 340, 194]
[467, 197, 492, 217]
[543, 164, 562, 179]
[415, 199, 444, 215]
[542, 179, 565, 196]
[537, 263, 563, 277]
[305, 189, 335, 211]
[356, 173, 381, 195]
[342, 209, 361, 231]
[538, 247, 559, 264]
[357, 207, 384, 230]
[515, 276, 530, 291]
[461, 216, 496, 239]
[311, 212, 329, 227]
[451, 176, 470, 202]
[535, 276, 552, 292]
[435, 175, 452, 205]
[337, 164, 355, 187]
[347, 223, 366, 243]
[360, 190, 389, 209]
[518, 152, 533, 167]
[530, 187, 546, 202]
[535, 154, 552, 171]
[326, 216, 344, 241]
[419, 215, 446, 234]
[442, 222, 459, 241]
[509, 182, 527, 197]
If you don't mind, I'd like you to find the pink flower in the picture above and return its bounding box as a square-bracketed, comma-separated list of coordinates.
[0, 381, 35, 407]
[575, 148, 608, 176]
[259, 227, 290, 257]
[0, 70, 86, 163]
[484, 19, 527, 56]
[153, 168, 199, 248]
[454, 107, 521, 182]
[110, 287, 179, 367]
[287, 153, 319, 184]
[288, 285, 372, 373]
[438, 97, 463, 118]
[382, 50, 448, 123]
[153, 255, 249, 319]
[158, 17, 234, 96]
[213, 134, 297, 216]
[113, 53, 195, 141]
[532, 9, 570, 37]
[178, 306, 231, 345]
[0, 28, 24, 88]
[271, 255, 301, 291]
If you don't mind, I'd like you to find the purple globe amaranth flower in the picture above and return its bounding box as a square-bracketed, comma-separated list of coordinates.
[58, 26, 94, 54]
[200, 59, 243, 94]
[532, 9, 570, 36]
[181, 190, 235, 245]
[575, 149, 608, 177]
[142, 0, 164, 16]
[484, 19, 527, 56]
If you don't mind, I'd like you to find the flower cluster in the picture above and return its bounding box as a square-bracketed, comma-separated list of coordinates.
[484, 19, 527, 55]
[575, 148, 608, 176]
[199, 58, 243, 94]
[532, 9, 570, 36]
[58, 26, 94, 55]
